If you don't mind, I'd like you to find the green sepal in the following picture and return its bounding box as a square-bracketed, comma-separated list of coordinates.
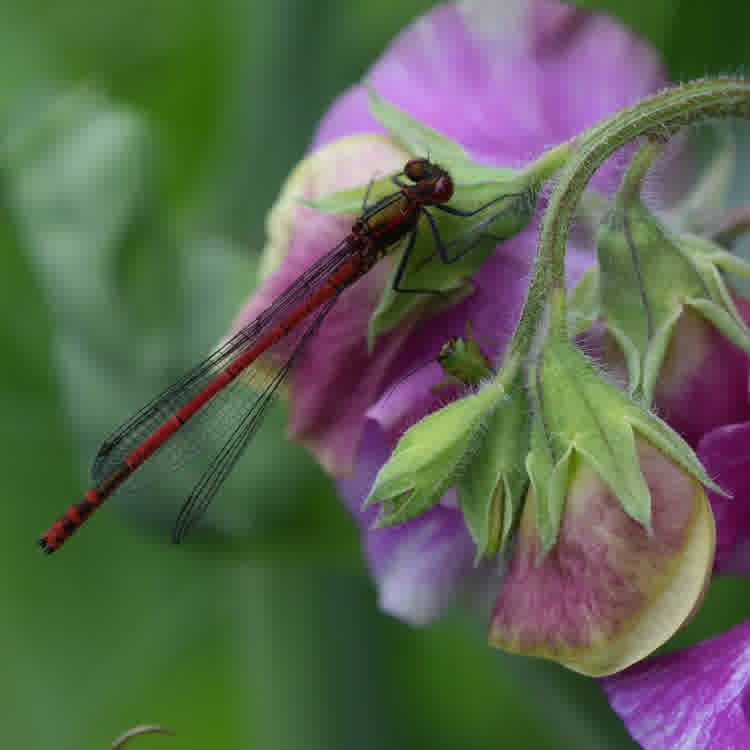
[303, 176, 396, 216]
[366, 87, 470, 167]
[368, 180, 535, 350]
[363, 383, 506, 527]
[677, 235, 750, 352]
[528, 324, 728, 558]
[687, 297, 750, 353]
[543, 444, 575, 556]
[366, 88, 521, 184]
[455, 378, 530, 562]
[524, 379, 555, 553]
[605, 321, 642, 395]
[641, 306, 682, 403]
[595, 198, 750, 402]
[679, 234, 750, 309]
[524, 399, 570, 557]
[597, 201, 707, 356]
[625, 408, 727, 497]
[704, 244, 750, 282]
[567, 263, 600, 324]
[538, 335, 653, 534]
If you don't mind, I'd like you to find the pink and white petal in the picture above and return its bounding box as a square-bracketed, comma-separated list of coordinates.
[489, 438, 715, 676]
[363, 234, 536, 454]
[246, 0, 671, 475]
[229, 136, 421, 475]
[601, 620, 750, 750]
[338, 422, 477, 624]
[313, 0, 666, 188]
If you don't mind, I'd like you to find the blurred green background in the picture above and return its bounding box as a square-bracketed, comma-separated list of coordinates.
[4, 1, 750, 748]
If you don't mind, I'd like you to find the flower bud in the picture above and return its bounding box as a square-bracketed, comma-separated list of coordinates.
[490, 435, 715, 676]
[486, 302, 721, 675]
[527, 311, 721, 551]
[592, 198, 750, 442]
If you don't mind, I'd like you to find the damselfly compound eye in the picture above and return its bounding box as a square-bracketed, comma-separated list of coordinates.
[432, 175, 454, 203]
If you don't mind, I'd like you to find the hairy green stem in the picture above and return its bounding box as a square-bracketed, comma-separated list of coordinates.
[506, 76, 750, 366]
[519, 140, 574, 188]
[614, 136, 667, 212]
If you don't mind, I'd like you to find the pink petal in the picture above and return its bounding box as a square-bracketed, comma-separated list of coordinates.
[337, 422, 489, 625]
[601, 620, 750, 749]
[699, 422, 750, 574]
[489, 438, 715, 675]
[654, 307, 750, 448]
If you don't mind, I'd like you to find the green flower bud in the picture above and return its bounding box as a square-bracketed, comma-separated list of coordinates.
[593, 199, 750, 401]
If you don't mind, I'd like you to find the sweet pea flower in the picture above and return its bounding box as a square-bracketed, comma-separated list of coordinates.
[324, 0, 669, 624]
[228, 0, 750, 742]
[232, 0, 671, 628]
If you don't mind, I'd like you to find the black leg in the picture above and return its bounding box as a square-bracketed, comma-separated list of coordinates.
[422, 208, 450, 262]
[432, 190, 526, 218]
[391, 224, 450, 295]
[389, 192, 529, 294]
[422, 208, 502, 264]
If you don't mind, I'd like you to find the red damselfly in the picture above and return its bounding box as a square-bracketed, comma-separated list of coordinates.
[39, 158, 515, 553]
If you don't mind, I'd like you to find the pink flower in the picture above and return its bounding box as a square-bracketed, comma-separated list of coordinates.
[233, 1, 669, 626]
[233, 0, 750, 742]
[652, 295, 750, 449]
[490, 436, 714, 676]
[319, 0, 667, 624]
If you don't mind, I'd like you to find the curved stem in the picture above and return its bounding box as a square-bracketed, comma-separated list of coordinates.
[504, 77, 750, 365]
[614, 136, 666, 213]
